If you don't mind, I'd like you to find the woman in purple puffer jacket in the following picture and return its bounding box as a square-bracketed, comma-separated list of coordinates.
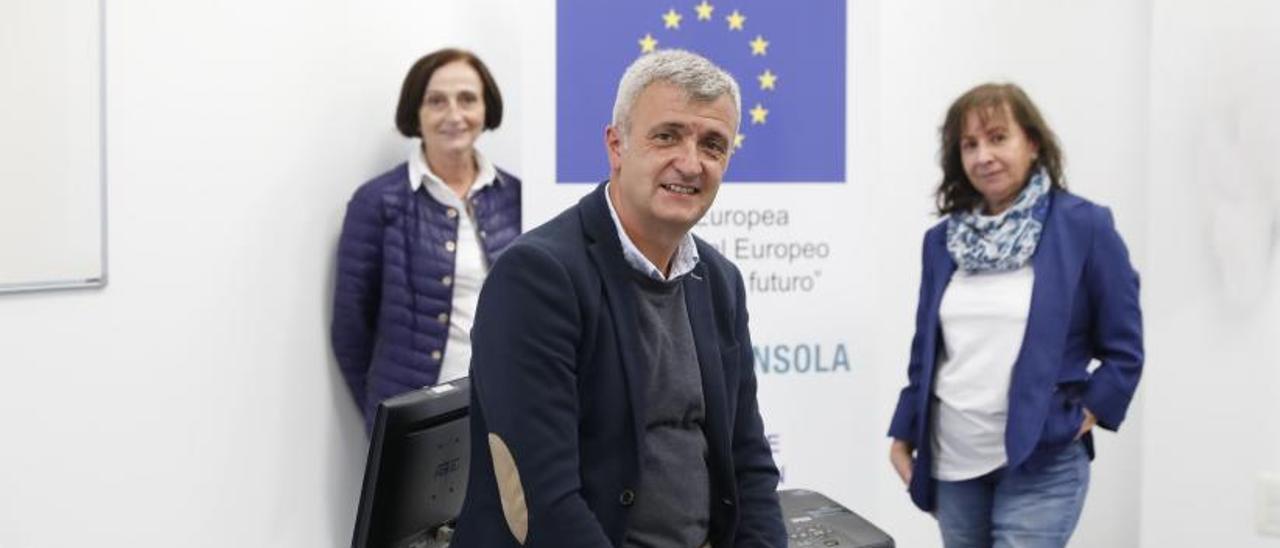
[331, 48, 521, 432]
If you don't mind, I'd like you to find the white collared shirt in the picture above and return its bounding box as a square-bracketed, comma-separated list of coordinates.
[604, 182, 700, 281]
[406, 139, 498, 384]
[407, 138, 498, 202]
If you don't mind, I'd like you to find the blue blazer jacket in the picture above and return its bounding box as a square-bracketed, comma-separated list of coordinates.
[452, 184, 785, 547]
[888, 190, 1143, 512]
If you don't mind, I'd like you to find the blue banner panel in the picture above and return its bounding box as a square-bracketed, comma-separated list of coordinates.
[557, 0, 847, 183]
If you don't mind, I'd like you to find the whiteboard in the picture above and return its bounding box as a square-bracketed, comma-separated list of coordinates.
[0, 0, 106, 294]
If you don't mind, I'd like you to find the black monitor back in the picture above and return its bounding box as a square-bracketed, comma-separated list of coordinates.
[352, 378, 471, 548]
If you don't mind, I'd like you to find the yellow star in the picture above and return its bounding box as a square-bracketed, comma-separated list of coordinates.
[734, 133, 745, 149]
[695, 0, 714, 21]
[639, 33, 658, 53]
[758, 69, 778, 90]
[662, 8, 682, 29]
[750, 35, 769, 56]
[726, 9, 746, 30]
[750, 103, 768, 125]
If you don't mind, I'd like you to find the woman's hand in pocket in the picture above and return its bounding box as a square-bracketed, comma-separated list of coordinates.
[1075, 407, 1098, 440]
[889, 439, 915, 487]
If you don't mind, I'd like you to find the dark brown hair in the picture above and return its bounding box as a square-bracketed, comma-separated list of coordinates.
[936, 83, 1066, 215]
[395, 48, 503, 138]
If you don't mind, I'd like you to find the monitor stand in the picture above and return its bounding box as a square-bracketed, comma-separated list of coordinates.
[395, 522, 452, 548]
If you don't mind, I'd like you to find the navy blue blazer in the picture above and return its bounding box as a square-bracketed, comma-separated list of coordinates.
[888, 190, 1143, 512]
[452, 184, 785, 547]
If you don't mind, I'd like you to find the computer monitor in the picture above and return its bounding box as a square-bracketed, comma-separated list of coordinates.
[351, 377, 471, 548]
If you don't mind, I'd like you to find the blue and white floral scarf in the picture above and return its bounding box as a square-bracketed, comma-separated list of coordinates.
[946, 167, 1052, 273]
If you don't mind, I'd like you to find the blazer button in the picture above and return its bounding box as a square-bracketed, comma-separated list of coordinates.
[431, 350, 442, 361]
[437, 313, 448, 325]
[441, 275, 452, 287]
[445, 241, 456, 253]
[446, 208, 458, 219]
[721, 497, 734, 507]
[619, 489, 636, 506]
[479, 230, 487, 240]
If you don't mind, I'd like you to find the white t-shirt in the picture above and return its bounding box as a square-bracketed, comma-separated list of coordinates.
[931, 265, 1034, 481]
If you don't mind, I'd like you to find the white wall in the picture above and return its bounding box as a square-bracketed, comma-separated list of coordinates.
[1141, 1, 1280, 546]
[0, 1, 523, 546]
[1, 1, 1276, 547]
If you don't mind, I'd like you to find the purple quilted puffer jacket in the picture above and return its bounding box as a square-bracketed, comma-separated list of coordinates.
[331, 162, 521, 432]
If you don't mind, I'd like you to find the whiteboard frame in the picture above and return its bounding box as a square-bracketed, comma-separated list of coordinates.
[0, 0, 108, 295]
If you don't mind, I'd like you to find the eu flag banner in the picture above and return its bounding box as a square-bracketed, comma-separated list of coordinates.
[556, 0, 847, 183]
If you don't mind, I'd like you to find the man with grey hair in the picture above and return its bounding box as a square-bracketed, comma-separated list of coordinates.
[452, 49, 785, 547]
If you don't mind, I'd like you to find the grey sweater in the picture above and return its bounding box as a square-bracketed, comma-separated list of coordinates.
[623, 272, 711, 548]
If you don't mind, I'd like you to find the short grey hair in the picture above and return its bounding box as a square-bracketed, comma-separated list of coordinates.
[610, 49, 742, 139]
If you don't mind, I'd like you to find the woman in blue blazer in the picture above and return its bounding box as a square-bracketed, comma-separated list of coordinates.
[888, 83, 1143, 548]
